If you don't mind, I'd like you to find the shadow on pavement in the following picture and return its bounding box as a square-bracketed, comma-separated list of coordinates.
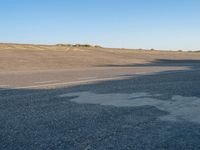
[0, 59, 200, 149]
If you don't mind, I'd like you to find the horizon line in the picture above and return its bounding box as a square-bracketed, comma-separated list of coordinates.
[0, 42, 199, 52]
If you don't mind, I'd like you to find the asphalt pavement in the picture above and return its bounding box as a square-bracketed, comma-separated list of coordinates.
[1, 64, 200, 150]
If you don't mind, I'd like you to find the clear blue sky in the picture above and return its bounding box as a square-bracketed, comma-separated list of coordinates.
[0, 0, 200, 50]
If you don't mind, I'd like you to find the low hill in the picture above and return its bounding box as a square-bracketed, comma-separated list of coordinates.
[0, 43, 199, 72]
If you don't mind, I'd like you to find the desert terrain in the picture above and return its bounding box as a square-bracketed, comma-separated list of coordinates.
[1, 43, 200, 149]
[0, 43, 200, 72]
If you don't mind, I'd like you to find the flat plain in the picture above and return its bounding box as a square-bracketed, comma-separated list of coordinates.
[1, 43, 200, 150]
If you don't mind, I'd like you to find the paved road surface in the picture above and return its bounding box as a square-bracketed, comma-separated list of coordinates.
[1, 65, 200, 150]
[0, 66, 187, 89]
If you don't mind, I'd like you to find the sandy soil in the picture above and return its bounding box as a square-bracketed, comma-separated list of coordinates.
[0, 43, 200, 72]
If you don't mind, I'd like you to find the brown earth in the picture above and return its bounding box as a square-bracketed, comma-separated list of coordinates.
[0, 43, 199, 72]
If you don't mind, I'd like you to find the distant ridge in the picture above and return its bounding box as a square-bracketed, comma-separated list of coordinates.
[0, 43, 199, 52]
[0, 43, 103, 50]
[0, 43, 102, 50]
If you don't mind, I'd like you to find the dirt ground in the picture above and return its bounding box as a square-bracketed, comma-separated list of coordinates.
[0, 43, 200, 72]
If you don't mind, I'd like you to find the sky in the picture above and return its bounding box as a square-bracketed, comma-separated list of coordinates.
[0, 0, 200, 50]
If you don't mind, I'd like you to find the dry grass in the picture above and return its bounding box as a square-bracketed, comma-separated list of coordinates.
[0, 43, 200, 72]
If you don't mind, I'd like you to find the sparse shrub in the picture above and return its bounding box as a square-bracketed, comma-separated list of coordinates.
[56, 44, 73, 47]
[94, 45, 102, 48]
[73, 44, 92, 47]
[83, 44, 92, 47]
[56, 43, 102, 48]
